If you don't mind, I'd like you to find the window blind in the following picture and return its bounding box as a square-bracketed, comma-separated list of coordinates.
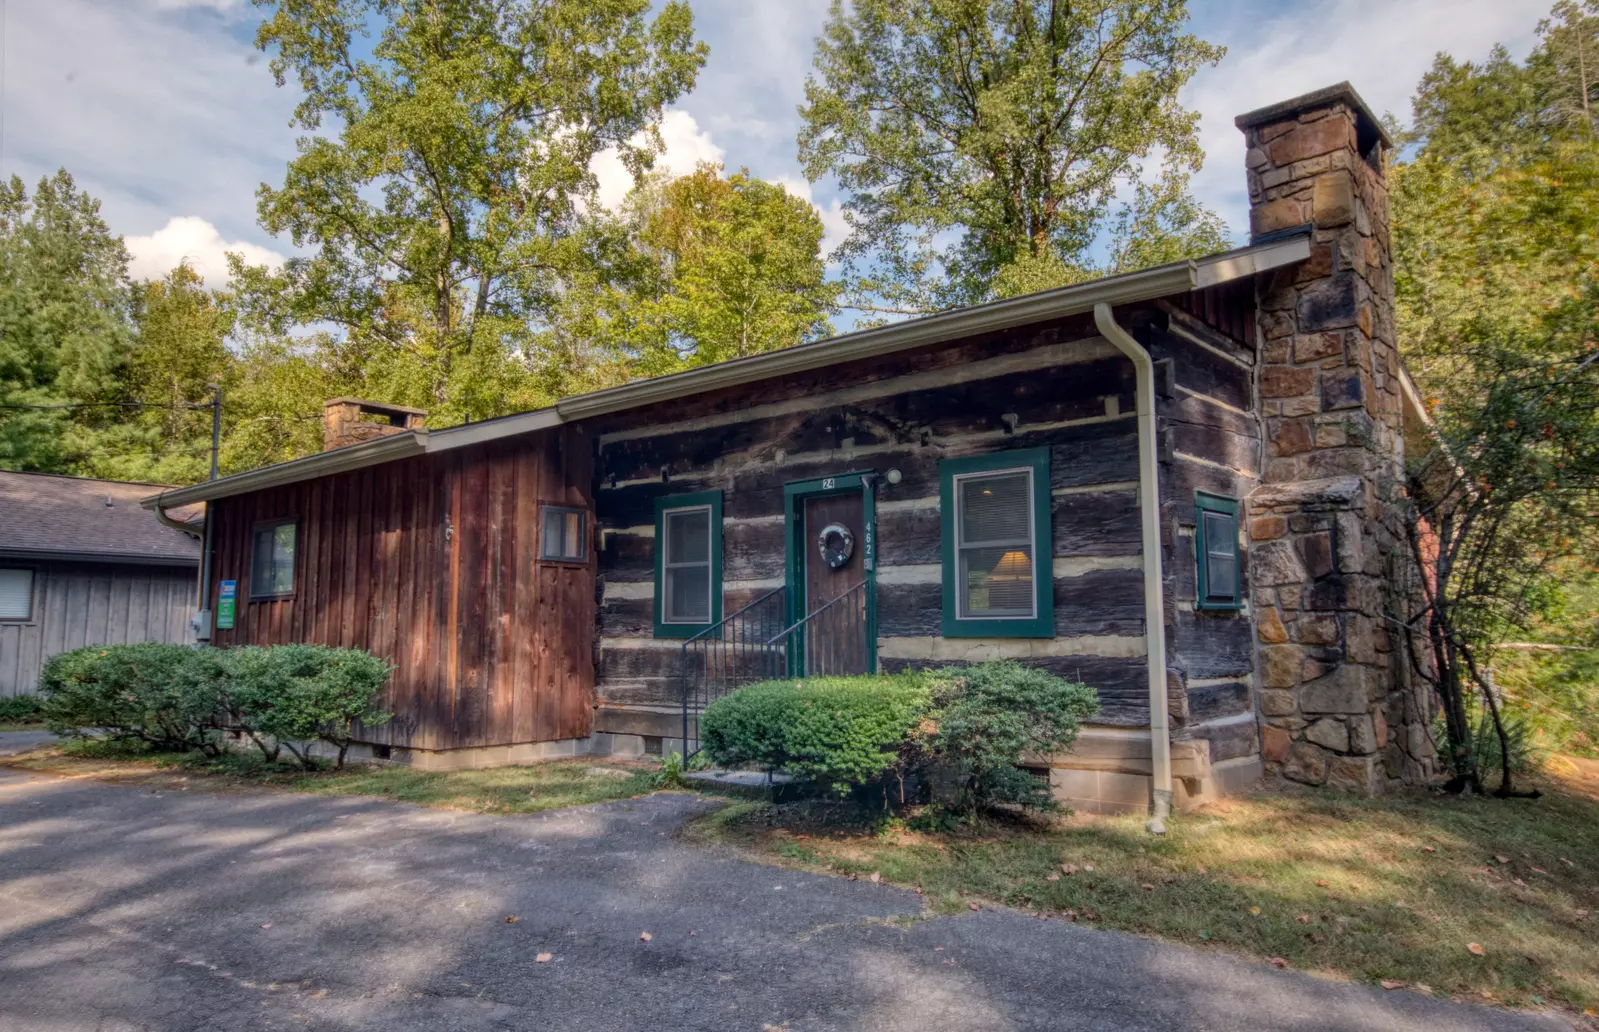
[0, 569, 33, 620]
[956, 469, 1035, 618]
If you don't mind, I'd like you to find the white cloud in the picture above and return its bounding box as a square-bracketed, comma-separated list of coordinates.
[125, 216, 285, 283]
[1184, 0, 1548, 237]
[590, 109, 726, 210]
[773, 176, 850, 258]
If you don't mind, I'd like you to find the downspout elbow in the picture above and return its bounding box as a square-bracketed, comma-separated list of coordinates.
[1093, 303, 1174, 834]
[151, 496, 205, 539]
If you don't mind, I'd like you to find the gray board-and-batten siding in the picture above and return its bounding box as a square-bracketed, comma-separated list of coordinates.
[591, 312, 1157, 732]
[0, 560, 198, 696]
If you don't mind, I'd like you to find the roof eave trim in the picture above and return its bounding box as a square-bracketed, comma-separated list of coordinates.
[0, 547, 200, 568]
[142, 430, 428, 509]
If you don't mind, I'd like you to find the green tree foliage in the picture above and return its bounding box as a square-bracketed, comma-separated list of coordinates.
[797, 0, 1226, 313]
[0, 171, 136, 471]
[1391, 1, 1599, 790]
[568, 164, 841, 377]
[239, 0, 707, 426]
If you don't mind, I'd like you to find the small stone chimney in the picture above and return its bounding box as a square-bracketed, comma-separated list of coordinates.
[322, 397, 427, 451]
[1235, 84, 1437, 793]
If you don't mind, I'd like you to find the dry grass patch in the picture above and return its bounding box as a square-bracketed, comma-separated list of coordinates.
[2, 739, 668, 815]
[689, 766, 1599, 1016]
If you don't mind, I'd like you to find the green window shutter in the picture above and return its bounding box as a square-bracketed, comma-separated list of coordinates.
[653, 490, 723, 638]
[939, 447, 1053, 638]
[1195, 492, 1242, 611]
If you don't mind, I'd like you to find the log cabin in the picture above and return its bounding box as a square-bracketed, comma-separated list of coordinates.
[143, 83, 1441, 813]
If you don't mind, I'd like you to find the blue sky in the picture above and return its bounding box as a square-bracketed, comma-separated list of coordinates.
[1, 0, 1549, 286]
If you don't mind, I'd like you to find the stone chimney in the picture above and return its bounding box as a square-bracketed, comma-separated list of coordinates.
[322, 397, 427, 451]
[1235, 83, 1437, 793]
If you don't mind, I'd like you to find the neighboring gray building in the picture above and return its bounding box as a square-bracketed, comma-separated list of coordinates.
[0, 471, 201, 696]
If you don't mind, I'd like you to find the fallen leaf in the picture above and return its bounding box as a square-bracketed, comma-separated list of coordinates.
[1315, 880, 1329, 888]
[1380, 980, 1405, 990]
[505, 916, 518, 924]
[1530, 866, 1547, 874]
[1512, 877, 1526, 887]
[1249, 906, 1262, 916]
[535, 953, 553, 963]
[1063, 909, 1078, 921]
[1422, 846, 1436, 853]
[868, 872, 881, 884]
[1270, 957, 1289, 969]
[1141, 883, 1155, 891]
[640, 932, 653, 942]
[1046, 873, 1060, 882]
[1494, 855, 1510, 864]
[1467, 942, 1485, 956]
[1082, 864, 1095, 873]
[1414, 984, 1433, 995]
[1295, 915, 1311, 924]
[1061, 863, 1078, 875]
[968, 901, 981, 911]
[259, 923, 272, 930]
[1559, 857, 1574, 867]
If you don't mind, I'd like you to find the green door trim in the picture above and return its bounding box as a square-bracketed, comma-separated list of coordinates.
[782, 470, 878, 675]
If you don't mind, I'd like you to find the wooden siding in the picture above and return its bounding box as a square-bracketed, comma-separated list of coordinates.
[1127, 296, 1264, 764]
[207, 427, 596, 752]
[0, 560, 197, 696]
[591, 311, 1158, 729]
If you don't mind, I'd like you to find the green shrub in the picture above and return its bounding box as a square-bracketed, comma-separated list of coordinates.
[700, 674, 933, 796]
[224, 645, 392, 769]
[0, 694, 44, 724]
[921, 661, 1099, 814]
[38, 643, 225, 751]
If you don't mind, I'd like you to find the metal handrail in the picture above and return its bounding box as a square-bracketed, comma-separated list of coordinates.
[765, 581, 869, 682]
[764, 581, 867, 646]
[680, 586, 788, 756]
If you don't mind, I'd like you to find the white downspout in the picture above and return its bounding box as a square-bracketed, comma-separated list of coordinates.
[1093, 303, 1174, 834]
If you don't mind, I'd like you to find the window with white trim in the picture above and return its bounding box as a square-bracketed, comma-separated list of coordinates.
[0, 569, 34, 621]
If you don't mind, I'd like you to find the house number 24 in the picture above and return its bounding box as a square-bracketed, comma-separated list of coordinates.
[822, 478, 836, 489]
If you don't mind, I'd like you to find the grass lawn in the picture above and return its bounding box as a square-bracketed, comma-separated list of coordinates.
[0, 722, 45, 733]
[1, 738, 670, 816]
[688, 757, 1599, 1017]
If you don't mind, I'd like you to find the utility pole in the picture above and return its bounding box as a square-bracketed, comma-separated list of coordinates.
[209, 383, 222, 482]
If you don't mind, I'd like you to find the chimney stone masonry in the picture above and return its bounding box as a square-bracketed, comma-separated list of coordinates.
[1236, 83, 1437, 793]
[322, 397, 428, 452]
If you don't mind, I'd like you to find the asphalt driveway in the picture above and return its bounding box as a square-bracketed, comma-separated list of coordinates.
[0, 761, 1571, 1031]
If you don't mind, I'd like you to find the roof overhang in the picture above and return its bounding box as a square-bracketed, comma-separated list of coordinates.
[0, 547, 199, 568]
[143, 233, 1310, 513]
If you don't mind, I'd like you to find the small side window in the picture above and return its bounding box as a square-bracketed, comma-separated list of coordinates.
[0, 568, 34, 621]
[1195, 493, 1241, 611]
[540, 505, 588, 562]
[250, 520, 297, 600]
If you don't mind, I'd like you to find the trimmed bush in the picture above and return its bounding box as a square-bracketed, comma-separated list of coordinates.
[224, 645, 392, 769]
[700, 674, 932, 796]
[37, 643, 391, 768]
[38, 643, 226, 751]
[921, 661, 1099, 813]
[0, 693, 44, 724]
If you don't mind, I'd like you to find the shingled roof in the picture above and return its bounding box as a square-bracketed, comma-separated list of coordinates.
[0, 471, 201, 566]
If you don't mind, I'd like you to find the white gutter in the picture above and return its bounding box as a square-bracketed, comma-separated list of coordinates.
[1093, 302, 1174, 834]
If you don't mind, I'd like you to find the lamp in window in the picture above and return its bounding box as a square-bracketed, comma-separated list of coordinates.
[986, 549, 1033, 611]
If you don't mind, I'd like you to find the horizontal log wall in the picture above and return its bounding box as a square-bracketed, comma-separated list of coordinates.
[1127, 298, 1264, 765]
[592, 312, 1160, 727]
[208, 427, 595, 752]
[0, 560, 197, 696]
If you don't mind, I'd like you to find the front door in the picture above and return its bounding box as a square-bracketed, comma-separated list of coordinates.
[798, 488, 870, 676]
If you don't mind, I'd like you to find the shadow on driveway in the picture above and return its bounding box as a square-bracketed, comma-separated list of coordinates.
[0, 768, 1570, 1031]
